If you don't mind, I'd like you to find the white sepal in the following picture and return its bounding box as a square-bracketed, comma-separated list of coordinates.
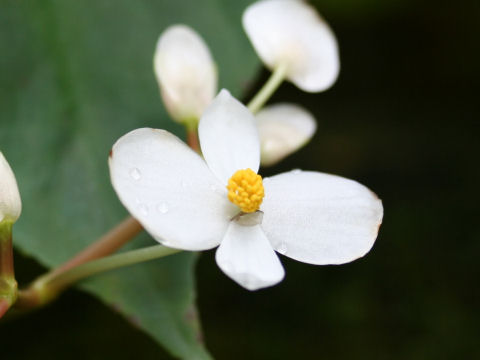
[257, 103, 317, 166]
[154, 25, 217, 123]
[243, 0, 340, 92]
[216, 222, 285, 291]
[0, 152, 21, 224]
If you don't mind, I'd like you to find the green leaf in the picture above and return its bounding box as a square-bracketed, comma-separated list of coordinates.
[0, 0, 258, 358]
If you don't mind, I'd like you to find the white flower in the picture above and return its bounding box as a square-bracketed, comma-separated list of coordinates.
[243, 0, 339, 92]
[109, 90, 383, 290]
[153, 25, 217, 123]
[0, 152, 22, 224]
[257, 103, 316, 166]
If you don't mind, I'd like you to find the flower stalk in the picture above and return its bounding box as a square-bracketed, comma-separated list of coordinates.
[16, 245, 180, 309]
[185, 120, 201, 153]
[48, 216, 142, 278]
[0, 221, 17, 318]
[247, 62, 288, 114]
[13, 217, 142, 309]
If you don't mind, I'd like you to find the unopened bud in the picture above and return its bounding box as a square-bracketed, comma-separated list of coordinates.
[154, 25, 217, 124]
[0, 152, 21, 224]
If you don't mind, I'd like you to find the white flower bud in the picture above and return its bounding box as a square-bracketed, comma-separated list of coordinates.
[243, 0, 339, 92]
[257, 103, 316, 166]
[153, 25, 217, 123]
[0, 152, 22, 224]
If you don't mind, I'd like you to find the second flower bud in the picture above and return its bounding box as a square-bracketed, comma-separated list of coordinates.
[154, 25, 217, 125]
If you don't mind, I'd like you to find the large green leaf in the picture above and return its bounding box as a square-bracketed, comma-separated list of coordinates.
[0, 0, 258, 358]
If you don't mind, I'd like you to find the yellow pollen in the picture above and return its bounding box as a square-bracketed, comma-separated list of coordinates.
[226, 168, 264, 213]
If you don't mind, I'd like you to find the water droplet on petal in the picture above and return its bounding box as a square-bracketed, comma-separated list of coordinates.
[277, 242, 288, 255]
[138, 203, 149, 216]
[291, 169, 301, 175]
[130, 167, 141, 180]
[156, 202, 169, 214]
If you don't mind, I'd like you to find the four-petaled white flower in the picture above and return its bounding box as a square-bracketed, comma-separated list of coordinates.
[153, 24, 217, 123]
[243, 0, 339, 92]
[109, 90, 383, 290]
[0, 152, 22, 224]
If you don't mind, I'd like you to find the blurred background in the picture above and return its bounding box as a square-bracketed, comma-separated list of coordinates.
[1, 0, 478, 359]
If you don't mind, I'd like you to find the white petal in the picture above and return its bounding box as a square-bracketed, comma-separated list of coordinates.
[257, 103, 317, 166]
[109, 128, 237, 250]
[199, 89, 260, 184]
[0, 152, 22, 223]
[261, 170, 383, 265]
[216, 222, 285, 290]
[243, 0, 339, 92]
[153, 25, 217, 122]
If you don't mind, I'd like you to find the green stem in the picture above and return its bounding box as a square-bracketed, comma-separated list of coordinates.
[50, 216, 143, 278]
[0, 221, 17, 318]
[247, 63, 288, 114]
[16, 245, 181, 309]
[0, 222, 14, 279]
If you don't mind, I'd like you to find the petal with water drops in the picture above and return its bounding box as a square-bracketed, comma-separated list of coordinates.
[109, 128, 237, 250]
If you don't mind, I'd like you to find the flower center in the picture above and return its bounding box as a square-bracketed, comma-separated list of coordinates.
[226, 168, 264, 213]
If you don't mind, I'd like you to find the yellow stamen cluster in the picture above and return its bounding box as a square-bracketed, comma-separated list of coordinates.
[227, 168, 264, 213]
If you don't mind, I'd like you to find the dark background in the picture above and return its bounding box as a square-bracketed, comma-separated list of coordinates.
[2, 0, 479, 359]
